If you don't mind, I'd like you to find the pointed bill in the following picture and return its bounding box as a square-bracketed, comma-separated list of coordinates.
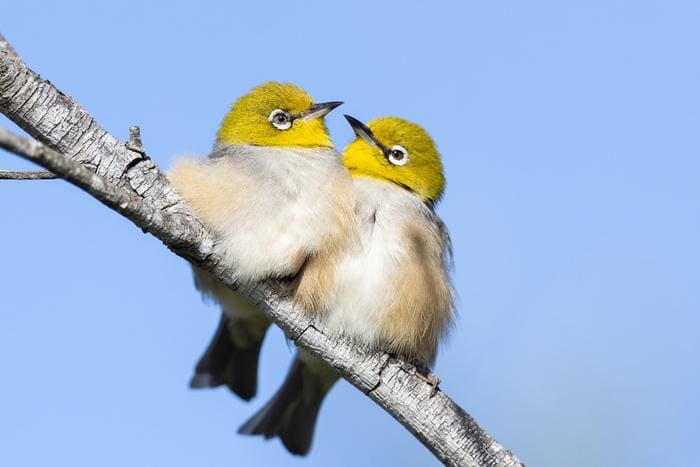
[344, 115, 380, 148]
[300, 101, 343, 121]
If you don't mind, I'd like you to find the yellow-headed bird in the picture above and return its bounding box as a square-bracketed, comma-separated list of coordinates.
[239, 115, 454, 454]
[168, 82, 354, 400]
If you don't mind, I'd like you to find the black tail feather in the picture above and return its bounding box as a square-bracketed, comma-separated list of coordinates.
[190, 315, 263, 401]
[239, 356, 338, 456]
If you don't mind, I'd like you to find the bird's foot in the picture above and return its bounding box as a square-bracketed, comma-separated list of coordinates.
[415, 371, 441, 397]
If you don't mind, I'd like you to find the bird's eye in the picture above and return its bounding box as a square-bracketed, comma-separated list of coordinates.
[387, 145, 409, 166]
[268, 109, 292, 130]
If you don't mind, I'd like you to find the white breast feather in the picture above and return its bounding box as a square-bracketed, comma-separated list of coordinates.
[323, 177, 439, 346]
[170, 144, 348, 284]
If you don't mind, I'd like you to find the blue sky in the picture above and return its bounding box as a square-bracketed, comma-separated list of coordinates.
[1, 1, 699, 466]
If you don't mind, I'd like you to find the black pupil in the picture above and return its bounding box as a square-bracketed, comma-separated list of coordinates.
[276, 113, 287, 123]
[392, 150, 404, 160]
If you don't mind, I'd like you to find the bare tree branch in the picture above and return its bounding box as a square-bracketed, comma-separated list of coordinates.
[0, 127, 58, 179]
[0, 43, 525, 467]
[0, 170, 57, 179]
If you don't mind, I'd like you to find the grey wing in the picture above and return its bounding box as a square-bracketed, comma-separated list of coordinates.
[427, 209, 454, 272]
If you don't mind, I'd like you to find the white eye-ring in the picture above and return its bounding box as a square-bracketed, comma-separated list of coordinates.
[268, 109, 293, 130]
[387, 145, 409, 166]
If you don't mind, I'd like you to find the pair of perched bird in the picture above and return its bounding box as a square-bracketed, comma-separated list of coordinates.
[168, 82, 454, 456]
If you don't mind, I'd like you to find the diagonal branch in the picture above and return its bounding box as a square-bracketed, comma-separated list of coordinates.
[0, 43, 524, 467]
[0, 127, 57, 179]
[0, 170, 57, 179]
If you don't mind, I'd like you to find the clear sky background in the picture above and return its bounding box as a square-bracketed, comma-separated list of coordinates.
[1, 2, 698, 466]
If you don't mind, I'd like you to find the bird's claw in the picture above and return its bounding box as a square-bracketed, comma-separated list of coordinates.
[416, 371, 441, 397]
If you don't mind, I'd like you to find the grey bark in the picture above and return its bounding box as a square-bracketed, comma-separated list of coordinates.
[0, 42, 524, 467]
[0, 170, 57, 179]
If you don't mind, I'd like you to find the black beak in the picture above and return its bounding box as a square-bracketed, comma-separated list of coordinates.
[300, 101, 343, 121]
[344, 115, 382, 148]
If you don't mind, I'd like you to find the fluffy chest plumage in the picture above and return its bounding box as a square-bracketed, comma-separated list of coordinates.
[169, 144, 351, 282]
[324, 177, 446, 349]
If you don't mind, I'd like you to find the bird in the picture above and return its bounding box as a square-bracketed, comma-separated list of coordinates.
[167, 81, 355, 401]
[239, 115, 455, 455]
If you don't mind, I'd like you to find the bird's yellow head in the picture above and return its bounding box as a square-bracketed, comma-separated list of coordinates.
[217, 81, 342, 148]
[342, 116, 446, 203]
